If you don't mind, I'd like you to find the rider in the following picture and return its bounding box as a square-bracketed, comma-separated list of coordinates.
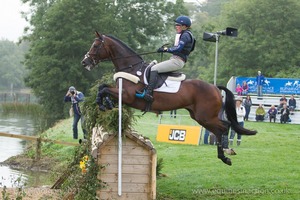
[141, 15, 196, 102]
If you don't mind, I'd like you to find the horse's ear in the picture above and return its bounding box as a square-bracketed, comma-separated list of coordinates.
[95, 31, 102, 39]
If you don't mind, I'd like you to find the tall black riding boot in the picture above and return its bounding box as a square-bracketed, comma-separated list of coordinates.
[144, 70, 158, 102]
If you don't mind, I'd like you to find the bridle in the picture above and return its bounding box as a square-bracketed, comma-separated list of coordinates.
[84, 36, 157, 69]
[83, 37, 109, 67]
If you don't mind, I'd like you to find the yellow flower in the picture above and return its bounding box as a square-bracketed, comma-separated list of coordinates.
[83, 155, 89, 161]
[79, 155, 89, 173]
[79, 161, 85, 169]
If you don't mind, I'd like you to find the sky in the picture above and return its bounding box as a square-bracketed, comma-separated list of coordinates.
[0, 0, 30, 42]
[0, 0, 204, 43]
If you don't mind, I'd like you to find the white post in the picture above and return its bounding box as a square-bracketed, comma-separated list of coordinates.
[118, 78, 123, 196]
[213, 34, 219, 86]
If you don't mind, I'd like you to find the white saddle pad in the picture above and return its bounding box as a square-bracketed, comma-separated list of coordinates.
[154, 79, 182, 93]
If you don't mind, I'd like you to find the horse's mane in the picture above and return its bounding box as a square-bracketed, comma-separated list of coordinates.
[106, 35, 143, 60]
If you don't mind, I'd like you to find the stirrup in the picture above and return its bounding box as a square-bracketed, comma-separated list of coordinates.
[136, 89, 146, 98]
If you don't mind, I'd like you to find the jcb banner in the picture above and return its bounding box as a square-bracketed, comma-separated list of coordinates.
[156, 124, 202, 145]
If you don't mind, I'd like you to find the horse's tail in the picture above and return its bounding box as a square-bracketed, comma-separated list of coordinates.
[218, 86, 257, 135]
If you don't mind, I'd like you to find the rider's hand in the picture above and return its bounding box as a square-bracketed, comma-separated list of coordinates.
[157, 47, 168, 53]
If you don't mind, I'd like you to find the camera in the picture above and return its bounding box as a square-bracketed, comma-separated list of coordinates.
[70, 91, 75, 95]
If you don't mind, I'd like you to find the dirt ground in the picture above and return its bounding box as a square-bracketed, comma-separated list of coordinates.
[1, 155, 62, 199]
[0, 187, 60, 200]
[1, 154, 58, 172]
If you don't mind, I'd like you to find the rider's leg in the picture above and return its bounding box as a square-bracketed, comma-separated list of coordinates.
[143, 70, 158, 101]
[138, 58, 185, 101]
[151, 57, 185, 73]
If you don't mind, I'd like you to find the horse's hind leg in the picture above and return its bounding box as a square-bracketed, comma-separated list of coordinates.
[221, 120, 236, 156]
[203, 119, 233, 166]
[188, 109, 232, 165]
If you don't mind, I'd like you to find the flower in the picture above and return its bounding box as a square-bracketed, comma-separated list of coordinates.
[79, 155, 89, 174]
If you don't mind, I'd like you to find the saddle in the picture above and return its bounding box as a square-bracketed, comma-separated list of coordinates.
[113, 61, 186, 112]
[113, 60, 186, 93]
[143, 66, 186, 90]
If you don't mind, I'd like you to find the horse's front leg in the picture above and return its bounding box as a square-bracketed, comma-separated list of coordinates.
[96, 84, 117, 111]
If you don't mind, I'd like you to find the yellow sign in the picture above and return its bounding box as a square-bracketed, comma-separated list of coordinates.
[156, 124, 202, 145]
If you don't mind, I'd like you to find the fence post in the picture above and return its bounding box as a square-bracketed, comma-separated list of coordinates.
[118, 78, 123, 196]
[35, 137, 42, 161]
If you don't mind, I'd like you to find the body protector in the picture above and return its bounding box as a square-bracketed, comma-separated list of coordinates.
[168, 30, 196, 62]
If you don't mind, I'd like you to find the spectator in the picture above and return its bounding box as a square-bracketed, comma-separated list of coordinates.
[280, 104, 290, 123]
[170, 110, 177, 118]
[268, 105, 277, 123]
[242, 81, 249, 95]
[256, 71, 265, 97]
[288, 95, 296, 115]
[64, 86, 87, 140]
[203, 129, 216, 145]
[229, 97, 245, 146]
[278, 95, 287, 110]
[203, 129, 209, 144]
[255, 104, 265, 121]
[243, 95, 252, 121]
[235, 84, 243, 96]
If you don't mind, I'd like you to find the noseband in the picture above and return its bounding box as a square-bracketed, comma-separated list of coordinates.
[84, 37, 110, 67]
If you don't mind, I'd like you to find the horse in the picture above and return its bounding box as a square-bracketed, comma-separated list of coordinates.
[81, 31, 257, 166]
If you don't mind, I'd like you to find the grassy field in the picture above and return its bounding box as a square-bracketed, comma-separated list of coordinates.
[24, 109, 300, 199]
[133, 109, 300, 200]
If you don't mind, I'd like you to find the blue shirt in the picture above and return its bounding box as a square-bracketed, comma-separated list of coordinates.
[256, 75, 265, 86]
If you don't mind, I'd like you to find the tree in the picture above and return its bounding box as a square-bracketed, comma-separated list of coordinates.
[215, 0, 300, 84]
[22, 0, 187, 126]
[0, 40, 28, 90]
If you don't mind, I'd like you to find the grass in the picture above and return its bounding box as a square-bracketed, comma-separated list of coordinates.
[21, 109, 300, 199]
[133, 109, 300, 200]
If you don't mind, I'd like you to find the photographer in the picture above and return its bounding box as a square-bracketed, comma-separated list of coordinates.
[64, 86, 87, 140]
[229, 97, 246, 146]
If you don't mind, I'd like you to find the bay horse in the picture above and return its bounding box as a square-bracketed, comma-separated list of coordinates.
[81, 31, 257, 165]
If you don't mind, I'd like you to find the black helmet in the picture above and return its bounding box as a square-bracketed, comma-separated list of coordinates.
[174, 16, 192, 27]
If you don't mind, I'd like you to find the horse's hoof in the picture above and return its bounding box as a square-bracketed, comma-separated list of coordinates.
[99, 105, 106, 111]
[104, 97, 114, 109]
[96, 97, 101, 104]
[222, 158, 232, 166]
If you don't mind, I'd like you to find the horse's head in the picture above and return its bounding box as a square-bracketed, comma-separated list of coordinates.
[81, 31, 110, 71]
[82, 32, 145, 72]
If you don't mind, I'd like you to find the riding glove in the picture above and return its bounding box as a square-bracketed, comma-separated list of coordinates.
[157, 47, 168, 53]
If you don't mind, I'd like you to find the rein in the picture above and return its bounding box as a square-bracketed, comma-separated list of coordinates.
[102, 50, 158, 62]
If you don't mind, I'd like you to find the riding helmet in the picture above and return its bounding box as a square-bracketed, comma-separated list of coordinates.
[174, 16, 192, 27]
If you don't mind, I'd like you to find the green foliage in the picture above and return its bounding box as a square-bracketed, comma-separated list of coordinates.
[60, 144, 103, 200]
[82, 79, 136, 135]
[156, 157, 165, 177]
[0, 102, 51, 132]
[0, 102, 42, 115]
[0, 40, 29, 90]
[216, 0, 300, 84]
[22, 0, 187, 127]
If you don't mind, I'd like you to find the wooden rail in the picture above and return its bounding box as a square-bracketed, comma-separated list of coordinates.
[0, 132, 79, 161]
